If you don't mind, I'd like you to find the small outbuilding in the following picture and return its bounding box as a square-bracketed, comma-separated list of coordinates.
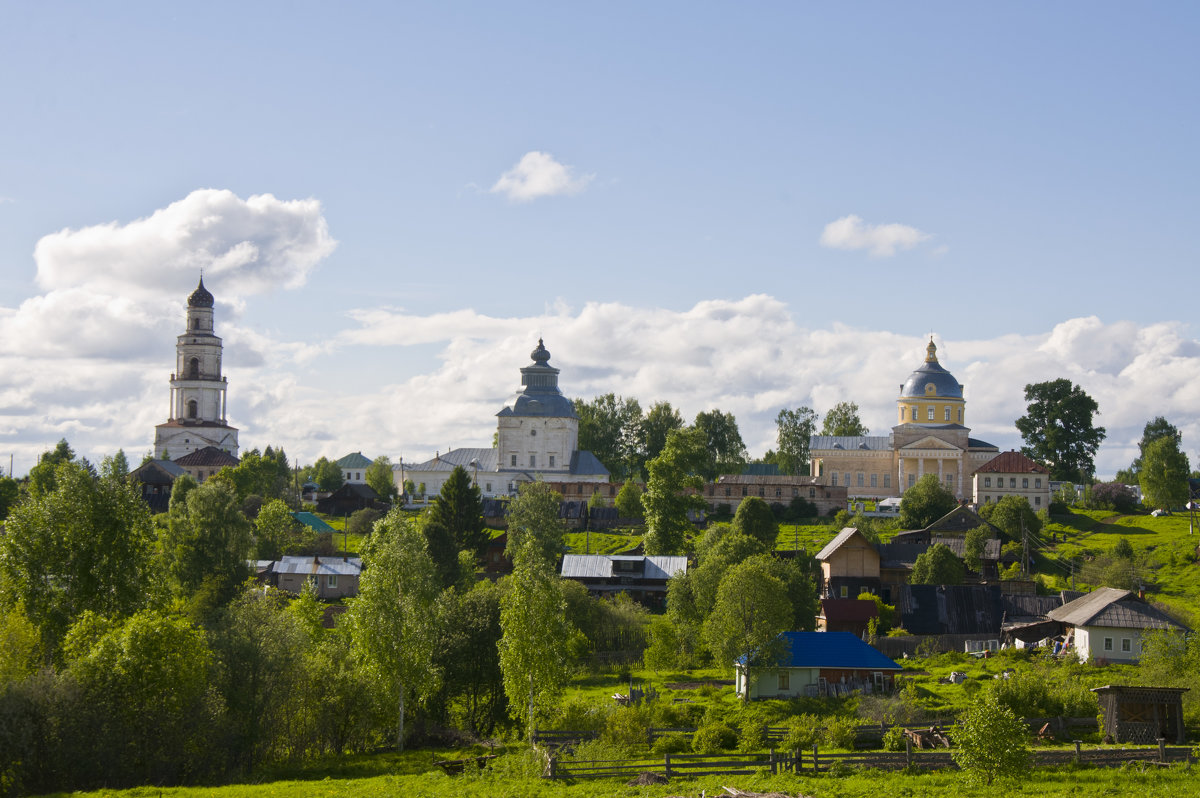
[1092, 685, 1188, 744]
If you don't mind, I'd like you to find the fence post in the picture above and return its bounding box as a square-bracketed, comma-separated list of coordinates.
[905, 736, 913, 769]
[1073, 740, 1081, 764]
[547, 751, 557, 780]
[664, 752, 672, 778]
[770, 748, 776, 775]
[794, 748, 802, 773]
[813, 743, 820, 772]
[1158, 737, 1166, 763]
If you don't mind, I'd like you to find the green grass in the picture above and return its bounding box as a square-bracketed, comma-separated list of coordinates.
[564, 531, 643, 555]
[775, 523, 840, 552]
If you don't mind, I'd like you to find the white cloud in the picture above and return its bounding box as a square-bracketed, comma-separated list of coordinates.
[819, 214, 932, 256]
[490, 151, 594, 202]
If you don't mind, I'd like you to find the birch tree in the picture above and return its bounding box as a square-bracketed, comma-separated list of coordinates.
[348, 510, 440, 751]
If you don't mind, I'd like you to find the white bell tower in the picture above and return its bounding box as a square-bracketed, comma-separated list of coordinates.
[153, 277, 239, 459]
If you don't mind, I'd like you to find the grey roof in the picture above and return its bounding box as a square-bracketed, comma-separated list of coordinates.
[968, 437, 1000, 450]
[406, 447, 499, 472]
[569, 450, 610, 478]
[1047, 587, 1186, 631]
[816, 527, 868, 561]
[560, 554, 687, 580]
[497, 340, 579, 419]
[131, 459, 186, 482]
[336, 451, 373, 468]
[810, 435, 892, 451]
[275, 555, 362, 576]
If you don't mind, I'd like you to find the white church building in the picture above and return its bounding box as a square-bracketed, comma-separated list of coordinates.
[401, 339, 609, 498]
[153, 278, 240, 460]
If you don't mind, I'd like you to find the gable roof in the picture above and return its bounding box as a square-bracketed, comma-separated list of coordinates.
[744, 631, 902, 670]
[130, 459, 186, 484]
[406, 447, 498, 473]
[560, 554, 687, 580]
[924, 505, 1000, 536]
[815, 527, 873, 561]
[292, 511, 336, 533]
[173, 446, 240, 468]
[1047, 587, 1187, 631]
[336, 452, 373, 469]
[569, 450, 610, 478]
[976, 451, 1049, 474]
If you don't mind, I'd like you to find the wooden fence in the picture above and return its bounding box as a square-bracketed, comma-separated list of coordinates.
[546, 740, 1192, 780]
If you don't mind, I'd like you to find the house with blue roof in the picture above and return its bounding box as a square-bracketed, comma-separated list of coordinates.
[735, 631, 903, 701]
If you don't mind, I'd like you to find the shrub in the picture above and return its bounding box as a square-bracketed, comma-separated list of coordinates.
[882, 726, 906, 752]
[651, 733, 692, 755]
[954, 690, 1030, 785]
[1088, 482, 1139, 514]
[738, 718, 767, 752]
[788, 496, 817, 520]
[821, 715, 859, 749]
[781, 714, 819, 751]
[600, 706, 650, 755]
[692, 721, 737, 754]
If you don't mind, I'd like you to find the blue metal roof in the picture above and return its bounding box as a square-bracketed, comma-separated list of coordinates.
[741, 631, 902, 670]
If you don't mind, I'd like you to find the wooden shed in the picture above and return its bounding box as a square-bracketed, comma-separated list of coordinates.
[1091, 685, 1188, 744]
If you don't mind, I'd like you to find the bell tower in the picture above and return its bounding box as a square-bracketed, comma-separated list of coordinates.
[153, 277, 239, 459]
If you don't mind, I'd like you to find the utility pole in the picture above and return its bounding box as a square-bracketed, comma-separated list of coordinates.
[1021, 514, 1029, 578]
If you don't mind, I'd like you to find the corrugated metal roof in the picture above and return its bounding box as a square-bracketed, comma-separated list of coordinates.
[809, 435, 892, 451]
[644, 556, 687, 579]
[276, 556, 362, 576]
[569, 450, 610, 477]
[1047, 588, 1186, 630]
[559, 554, 687, 580]
[560, 555, 614, 578]
[406, 447, 498, 472]
[815, 527, 865, 561]
[336, 452, 373, 468]
[292, 511, 335, 532]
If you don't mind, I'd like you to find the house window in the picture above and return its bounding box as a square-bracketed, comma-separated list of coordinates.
[944, 407, 951, 421]
[857, 473, 864, 487]
[958, 408, 963, 422]
[327, 575, 337, 588]
[1035, 496, 1041, 506]
[778, 671, 790, 691]
[1121, 638, 1131, 652]
[758, 488, 765, 497]
[549, 455, 555, 467]
[927, 407, 935, 420]
[870, 474, 878, 488]
[742, 487, 748, 496]
[900, 408, 905, 420]
[809, 488, 816, 497]
[945, 474, 954, 489]
[1035, 478, 1042, 488]
[910, 405, 917, 420]
[511, 454, 517, 466]
[839, 586, 848, 598]
[908, 474, 915, 488]
[486, 482, 492, 492]
[883, 475, 891, 488]
[530, 455, 536, 467]
[831, 473, 838, 486]
[775, 488, 782, 497]
[187, 399, 198, 418]
[1022, 478, 1029, 488]
[725, 487, 731, 496]
[985, 495, 990, 504]
[356, 472, 361, 481]
[792, 488, 799, 497]
[1009, 478, 1016, 488]
[531, 429, 536, 436]
[1103, 637, 1113, 651]
[984, 477, 991, 487]
[843, 472, 850, 486]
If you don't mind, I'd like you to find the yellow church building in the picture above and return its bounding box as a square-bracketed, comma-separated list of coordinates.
[809, 339, 999, 501]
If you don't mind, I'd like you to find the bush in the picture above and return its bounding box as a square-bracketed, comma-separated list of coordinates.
[692, 721, 737, 754]
[600, 706, 650, 755]
[1088, 482, 1139, 514]
[882, 726, 906, 752]
[346, 507, 384, 536]
[954, 690, 1030, 785]
[788, 496, 818, 520]
[651, 733, 692, 755]
[781, 714, 819, 751]
[821, 715, 859, 749]
[738, 718, 767, 752]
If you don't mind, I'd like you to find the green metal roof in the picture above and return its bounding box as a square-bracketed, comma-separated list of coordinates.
[292, 511, 336, 532]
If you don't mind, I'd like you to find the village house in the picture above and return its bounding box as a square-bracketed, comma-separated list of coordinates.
[736, 631, 903, 700]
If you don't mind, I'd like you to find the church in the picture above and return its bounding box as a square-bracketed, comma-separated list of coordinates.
[809, 339, 999, 501]
[152, 278, 240, 460]
[401, 339, 609, 498]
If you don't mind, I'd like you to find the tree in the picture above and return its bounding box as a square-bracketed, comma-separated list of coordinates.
[641, 401, 685, 464]
[348, 510, 440, 750]
[311, 456, 344, 492]
[694, 410, 748, 479]
[963, 525, 990, 572]
[731, 496, 778, 549]
[1, 459, 154, 651]
[254, 499, 302, 559]
[979, 495, 1041, 541]
[615, 480, 644, 519]
[499, 535, 570, 739]
[909, 543, 965, 585]
[504, 480, 567, 563]
[0, 475, 19, 521]
[1089, 481, 1139, 514]
[574, 394, 644, 479]
[27, 438, 75, 498]
[365, 456, 398, 502]
[434, 581, 507, 736]
[898, 473, 958, 529]
[1123, 417, 1183, 481]
[641, 428, 708, 555]
[426, 465, 487, 557]
[1140, 435, 1190, 511]
[162, 478, 253, 610]
[953, 689, 1030, 785]
[821, 401, 868, 437]
[775, 406, 817, 475]
[703, 555, 793, 703]
[1015, 379, 1106, 482]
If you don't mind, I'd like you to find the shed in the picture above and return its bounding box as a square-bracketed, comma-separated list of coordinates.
[1092, 685, 1188, 744]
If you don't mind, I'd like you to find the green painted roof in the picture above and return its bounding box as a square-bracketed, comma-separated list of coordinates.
[292, 511, 336, 532]
[336, 451, 373, 468]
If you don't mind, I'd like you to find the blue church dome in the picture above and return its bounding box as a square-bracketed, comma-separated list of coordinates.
[899, 339, 963, 399]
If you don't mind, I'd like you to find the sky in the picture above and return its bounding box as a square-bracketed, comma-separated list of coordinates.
[1, 2, 1198, 479]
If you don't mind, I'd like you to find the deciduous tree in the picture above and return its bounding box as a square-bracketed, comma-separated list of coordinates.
[311, 456, 344, 493]
[979, 495, 1041, 541]
[574, 393, 644, 479]
[703, 556, 792, 703]
[898, 473, 957, 529]
[821, 401, 868, 437]
[162, 479, 253, 610]
[775, 406, 817, 475]
[1140, 435, 1190, 510]
[641, 401, 685, 464]
[504, 480, 567, 563]
[694, 410, 748, 479]
[909, 543, 965, 585]
[365, 456, 398, 502]
[1015, 379, 1106, 482]
[615, 480, 644, 519]
[731, 496, 778, 549]
[953, 690, 1030, 786]
[642, 428, 708, 555]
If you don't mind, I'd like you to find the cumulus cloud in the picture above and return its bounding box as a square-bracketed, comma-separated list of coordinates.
[6, 285, 1200, 484]
[490, 151, 594, 202]
[819, 214, 932, 256]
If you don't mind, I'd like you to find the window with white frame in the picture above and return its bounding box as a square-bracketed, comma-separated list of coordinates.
[857, 472, 864, 487]
[927, 406, 935, 420]
[884, 475, 891, 487]
[985, 477, 992, 487]
[908, 474, 915, 488]
[778, 671, 790, 690]
[870, 474, 878, 487]
[327, 575, 337, 588]
[530, 454, 536, 467]
[831, 473, 838, 486]
[944, 407, 951, 420]
[844, 473, 850, 487]
[1121, 638, 1131, 652]
[1103, 637, 1113, 651]
[549, 455, 555, 467]
[511, 454, 517, 466]
[1022, 478, 1029, 488]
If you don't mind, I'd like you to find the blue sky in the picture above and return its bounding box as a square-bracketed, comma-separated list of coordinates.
[1, 2, 1198, 477]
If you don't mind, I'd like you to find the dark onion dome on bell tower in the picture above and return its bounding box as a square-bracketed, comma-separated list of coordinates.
[187, 277, 215, 308]
[899, 337, 963, 399]
[500, 338, 578, 418]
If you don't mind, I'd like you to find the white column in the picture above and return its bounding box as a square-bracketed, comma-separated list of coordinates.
[898, 458, 905, 490]
[957, 462, 963, 498]
[918, 458, 924, 478]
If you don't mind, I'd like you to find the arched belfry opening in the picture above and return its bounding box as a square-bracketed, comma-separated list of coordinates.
[187, 357, 200, 379]
[187, 399, 198, 419]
